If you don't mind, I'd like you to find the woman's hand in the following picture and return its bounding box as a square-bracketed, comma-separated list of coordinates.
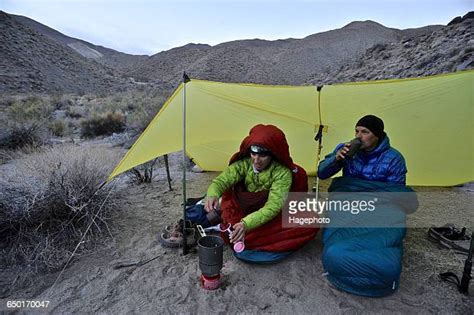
[204, 196, 219, 213]
[230, 222, 246, 243]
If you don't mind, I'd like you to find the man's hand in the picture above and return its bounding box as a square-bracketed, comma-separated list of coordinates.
[336, 143, 351, 161]
[230, 222, 246, 243]
[204, 196, 219, 213]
